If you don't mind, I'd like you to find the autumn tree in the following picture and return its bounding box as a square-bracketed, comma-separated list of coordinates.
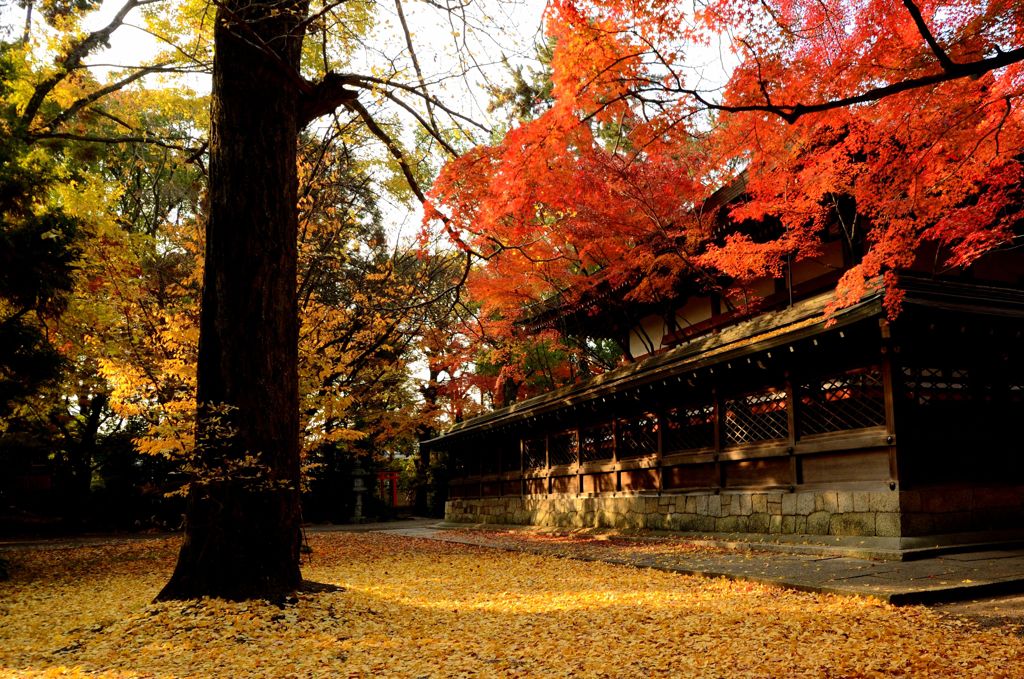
[428, 0, 1023, 341]
[150, 0, 545, 598]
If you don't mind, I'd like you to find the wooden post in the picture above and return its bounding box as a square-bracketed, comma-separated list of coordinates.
[575, 427, 583, 495]
[519, 437, 526, 497]
[612, 416, 621, 493]
[655, 410, 665, 494]
[880, 319, 900, 488]
[545, 432, 552, 495]
[713, 386, 725, 490]
[785, 373, 800, 489]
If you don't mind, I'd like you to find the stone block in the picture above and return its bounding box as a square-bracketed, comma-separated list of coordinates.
[781, 515, 796, 534]
[685, 496, 698, 514]
[875, 512, 900, 537]
[838, 492, 855, 513]
[806, 511, 831, 535]
[795, 516, 807, 534]
[781, 493, 796, 516]
[921, 489, 971, 514]
[696, 494, 709, 515]
[697, 515, 716, 532]
[931, 510, 973, 533]
[853, 492, 870, 513]
[869, 491, 899, 513]
[747, 513, 771, 533]
[708, 495, 722, 517]
[769, 515, 783, 534]
[676, 514, 699, 531]
[752, 494, 768, 514]
[816, 491, 840, 513]
[830, 512, 875, 536]
[716, 516, 741, 533]
[796, 493, 815, 516]
[739, 494, 753, 516]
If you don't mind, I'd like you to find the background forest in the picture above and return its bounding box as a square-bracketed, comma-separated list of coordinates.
[1, 0, 1022, 540]
[0, 0, 538, 531]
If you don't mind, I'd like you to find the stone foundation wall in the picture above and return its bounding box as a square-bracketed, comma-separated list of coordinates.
[446, 489, 902, 537]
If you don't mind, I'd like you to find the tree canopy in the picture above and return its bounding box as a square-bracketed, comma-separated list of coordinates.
[428, 0, 1023, 331]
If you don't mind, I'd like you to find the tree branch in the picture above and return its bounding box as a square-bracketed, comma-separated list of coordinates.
[28, 131, 200, 154]
[43, 64, 171, 132]
[679, 46, 1024, 123]
[901, 0, 955, 71]
[394, 0, 439, 131]
[345, 98, 428, 203]
[298, 72, 360, 126]
[19, 0, 159, 130]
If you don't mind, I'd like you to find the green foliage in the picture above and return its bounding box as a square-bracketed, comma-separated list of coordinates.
[487, 39, 555, 128]
[0, 42, 81, 417]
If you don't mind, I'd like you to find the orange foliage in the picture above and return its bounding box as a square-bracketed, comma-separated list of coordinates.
[427, 0, 1023, 351]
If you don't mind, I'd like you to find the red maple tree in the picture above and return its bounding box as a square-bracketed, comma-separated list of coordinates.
[426, 0, 1023, 378]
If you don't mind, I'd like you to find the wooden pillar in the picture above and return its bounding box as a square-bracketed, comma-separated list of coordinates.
[575, 427, 583, 495]
[655, 410, 665, 493]
[880, 319, 900, 488]
[519, 437, 526, 497]
[612, 416, 621, 493]
[712, 386, 725, 490]
[544, 431, 552, 495]
[784, 373, 800, 489]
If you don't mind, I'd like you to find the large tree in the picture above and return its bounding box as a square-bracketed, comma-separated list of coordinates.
[8, 0, 508, 597]
[157, 0, 520, 598]
[156, 0, 322, 600]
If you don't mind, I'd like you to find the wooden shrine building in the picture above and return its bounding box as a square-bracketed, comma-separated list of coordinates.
[425, 192, 1024, 549]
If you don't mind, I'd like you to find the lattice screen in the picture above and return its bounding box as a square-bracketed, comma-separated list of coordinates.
[723, 389, 789, 445]
[902, 366, 970, 405]
[522, 438, 546, 469]
[450, 449, 470, 476]
[500, 440, 522, 472]
[617, 413, 658, 458]
[663, 404, 715, 452]
[548, 431, 578, 466]
[580, 423, 614, 462]
[480, 443, 501, 474]
[798, 368, 885, 436]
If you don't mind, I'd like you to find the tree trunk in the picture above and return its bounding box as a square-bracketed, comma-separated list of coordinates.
[158, 0, 309, 601]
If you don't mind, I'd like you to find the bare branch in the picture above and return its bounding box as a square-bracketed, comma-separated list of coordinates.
[347, 74, 490, 132]
[298, 72, 360, 126]
[377, 89, 460, 157]
[901, 0, 955, 71]
[394, 0, 439, 131]
[345, 97, 428, 204]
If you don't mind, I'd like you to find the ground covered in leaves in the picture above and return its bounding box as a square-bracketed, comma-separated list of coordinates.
[2, 532, 1023, 677]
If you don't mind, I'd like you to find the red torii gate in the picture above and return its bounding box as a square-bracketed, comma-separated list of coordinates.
[376, 470, 399, 508]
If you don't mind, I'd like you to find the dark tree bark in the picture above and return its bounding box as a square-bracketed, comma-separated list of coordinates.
[157, 0, 310, 601]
